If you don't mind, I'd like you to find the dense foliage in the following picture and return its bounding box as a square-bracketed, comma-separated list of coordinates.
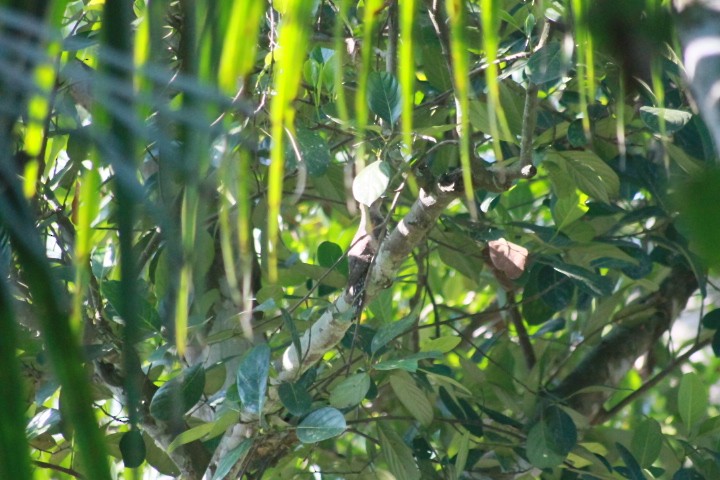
[2, 0, 720, 479]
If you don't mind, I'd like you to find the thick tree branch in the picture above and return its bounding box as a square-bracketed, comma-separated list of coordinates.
[550, 264, 698, 418]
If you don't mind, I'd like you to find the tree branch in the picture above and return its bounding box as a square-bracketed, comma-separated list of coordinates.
[550, 264, 699, 418]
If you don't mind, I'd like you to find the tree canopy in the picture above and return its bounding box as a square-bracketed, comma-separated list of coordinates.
[1, 0, 720, 479]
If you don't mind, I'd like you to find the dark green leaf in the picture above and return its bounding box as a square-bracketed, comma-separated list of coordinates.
[531, 318, 566, 338]
[371, 309, 418, 354]
[567, 119, 588, 146]
[285, 128, 331, 176]
[527, 405, 577, 467]
[538, 264, 575, 311]
[119, 429, 146, 468]
[616, 442, 647, 480]
[544, 405, 577, 456]
[702, 309, 720, 329]
[367, 71, 402, 125]
[526, 42, 571, 84]
[236, 344, 271, 415]
[672, 468, 705, 480]
[149, 364, 206, 422]
[102, 280, 161, 333]
[297, 407, 346, 443]
[278, 382, 313, 417]
[713, 330, 720, 358]
[522, 265, 556, 325]
[477, 404, 523, 429]
[341, 324, 377, 355]
[317, 241, 348, 276]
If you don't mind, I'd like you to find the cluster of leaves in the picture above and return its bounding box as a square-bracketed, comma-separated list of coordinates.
[2, 0, 720, 479]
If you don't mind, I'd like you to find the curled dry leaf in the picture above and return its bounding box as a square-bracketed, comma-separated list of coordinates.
[487, 238, 528, 280]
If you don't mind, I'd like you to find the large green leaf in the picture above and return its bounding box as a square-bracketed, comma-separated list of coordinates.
[329, 373, 371, 409]
[296, 407, 346, 443]
[236, 344, 271, 415]
[371, 308, 418, 354]
[526, 405, 577, 468]
[278, 382, 313, 417]
[544, 150, 620, 203]
[389, 371, 433, 426]
[525, 42, 571, 84]
[616, 442, 647, 480]
[285, 128, 331, 177]
[119, 429, 146, 468]
[367, 71, 402, 126]
[378, 422, 421, 480]
[150, 364, 206, 422]
[678, 372, 706, 430]
[630, 418, 663, 468]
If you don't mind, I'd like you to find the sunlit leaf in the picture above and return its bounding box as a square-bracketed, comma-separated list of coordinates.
[236, 344, 271, 415]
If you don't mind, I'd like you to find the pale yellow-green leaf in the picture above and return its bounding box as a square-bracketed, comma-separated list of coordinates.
[421, 336, 461, 353]
[390, 371, 434, 426]
[378, 422, 421, 480]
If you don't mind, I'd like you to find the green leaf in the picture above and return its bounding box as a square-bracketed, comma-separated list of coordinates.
[389, 371, 434, 426]
[677, 168, 720, 267]
[678, 372, 706, 429]
[296, 407, 346, 443]
[713, 330, 720, 358]
[119, 429, 146, 468]
[420, 336, 461, 353]
[236, 344, 271, 415]
[526, 405, 577, 468]
[317, 241, 348, 276]
[374, 351, 442, 372]
[167, 422, 214, 453]
[279, 382, 313, 417]
[378, 422, 421, 480]
[552, 192, 589, 231]
[616, 442, 647, 480]
[101, 280, 160, 333]
[525, 42, 570, 84]
[526, 422, 567, 468]
[285, 128, 331, 177]
[537, 265, 575, 311]
[522, 265, 556, 325]
[544, 151, 620, 203]
[639, 107, 692, 134]
[211, 439, 253, 480]
[630, 418, 663, 468]
[567, 119, 588, 147]
[352, 160, 392, 206]
[329, 373, 371, 409]
[371, 308, 418, 354]
[547, 260, 614, 296]
[702, 309, 720, 329]
[367, 71, 402, 125]
[150, 364, 206, 422]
